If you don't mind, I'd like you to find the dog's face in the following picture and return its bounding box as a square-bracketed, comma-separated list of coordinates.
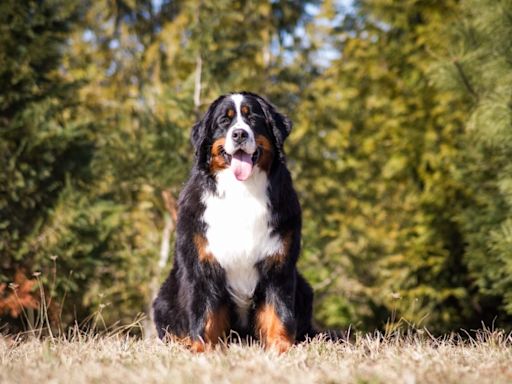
[191, 92, 292, 181]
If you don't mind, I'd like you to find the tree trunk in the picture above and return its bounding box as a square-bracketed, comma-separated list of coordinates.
[144, 190, 177, 338]
[193, 54, 203, 119]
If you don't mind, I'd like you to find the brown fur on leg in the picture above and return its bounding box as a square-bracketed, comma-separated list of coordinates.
[256, 304, 293, 353]
[204, 306, 230, 345]
[189, 306, 230, 353]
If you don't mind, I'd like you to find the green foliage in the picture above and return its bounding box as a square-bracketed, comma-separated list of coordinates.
[0, 0, 85, 282]
[1, 0, 315, 329]
[293, 0, 484, 332]
[54, 0, 315, 326]
[1, 0, 512, 334]
[433, 0, 512, 320]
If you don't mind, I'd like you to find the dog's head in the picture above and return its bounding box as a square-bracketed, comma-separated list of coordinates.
[191, 92, 292, 181]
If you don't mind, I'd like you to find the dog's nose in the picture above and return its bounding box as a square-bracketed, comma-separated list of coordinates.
[232, 129, 249, 144]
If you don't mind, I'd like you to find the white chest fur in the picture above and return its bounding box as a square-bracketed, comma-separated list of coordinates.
[202, 168, 282, 324]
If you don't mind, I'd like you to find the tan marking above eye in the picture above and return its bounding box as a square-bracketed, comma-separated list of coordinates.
[227, 109, 235, 118]
[241, 105, 249, 115]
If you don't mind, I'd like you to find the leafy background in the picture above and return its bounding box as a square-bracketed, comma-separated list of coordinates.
[1, 0, 512, 334]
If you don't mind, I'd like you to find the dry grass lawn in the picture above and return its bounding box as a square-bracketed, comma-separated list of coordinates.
[1, 329, 512, 384]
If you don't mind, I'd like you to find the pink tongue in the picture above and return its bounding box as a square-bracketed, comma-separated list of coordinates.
[230, 151, 253, 181]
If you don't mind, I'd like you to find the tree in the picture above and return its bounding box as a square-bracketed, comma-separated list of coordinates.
[0, 0, 90, 330]
[0, 0, 318, 330]
[433, 0, 512, 325]
[291, 0, 480, 332]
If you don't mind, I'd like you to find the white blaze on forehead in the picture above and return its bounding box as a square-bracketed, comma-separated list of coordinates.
[231, 94, 245, 125]
[224, 94, 256, 155]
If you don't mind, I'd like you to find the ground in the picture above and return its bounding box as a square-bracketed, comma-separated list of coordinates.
[1, 330, 511, 384]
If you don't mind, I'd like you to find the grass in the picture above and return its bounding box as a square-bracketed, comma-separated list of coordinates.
[1, 328, 512, 384]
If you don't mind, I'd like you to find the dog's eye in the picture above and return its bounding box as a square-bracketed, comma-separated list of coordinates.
[241, 105, 249, 116]
[219, 117, 231, 125]
[226, 109, 235, 118]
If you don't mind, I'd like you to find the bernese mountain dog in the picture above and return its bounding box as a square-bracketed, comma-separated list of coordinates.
[153, 91, 316, 353]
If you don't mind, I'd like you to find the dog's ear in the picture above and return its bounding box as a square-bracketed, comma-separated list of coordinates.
[190, 119, 209, 167]
[190, 120, 204, 152]
[255, 95, 292, 159]
[190, 96, 225, 166]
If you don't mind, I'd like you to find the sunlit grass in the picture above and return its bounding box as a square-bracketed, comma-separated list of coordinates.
[1, 327, 511, 384]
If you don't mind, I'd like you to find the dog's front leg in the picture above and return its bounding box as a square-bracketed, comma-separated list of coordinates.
[254, 266, 297, 353]
[187, 266, 230, 353]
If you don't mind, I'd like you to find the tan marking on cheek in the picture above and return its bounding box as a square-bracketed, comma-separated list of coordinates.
[255, 135, 274, 172]
[210, 138, 229, 173]
[194, 234, 215, 263]
[256, 304, 293, 353]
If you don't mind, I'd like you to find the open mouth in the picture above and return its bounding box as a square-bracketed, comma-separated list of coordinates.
[220, 147, 261, 181]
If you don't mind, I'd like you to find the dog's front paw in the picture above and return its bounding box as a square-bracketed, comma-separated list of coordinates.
[265, 336, 293, 354]
[256, 304, 295, 354]
[190, 340, 207, 353]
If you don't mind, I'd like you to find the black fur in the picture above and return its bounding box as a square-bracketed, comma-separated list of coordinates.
[153, 92, 316, 349]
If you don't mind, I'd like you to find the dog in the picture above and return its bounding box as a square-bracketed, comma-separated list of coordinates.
[153, 92, 316, 352]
